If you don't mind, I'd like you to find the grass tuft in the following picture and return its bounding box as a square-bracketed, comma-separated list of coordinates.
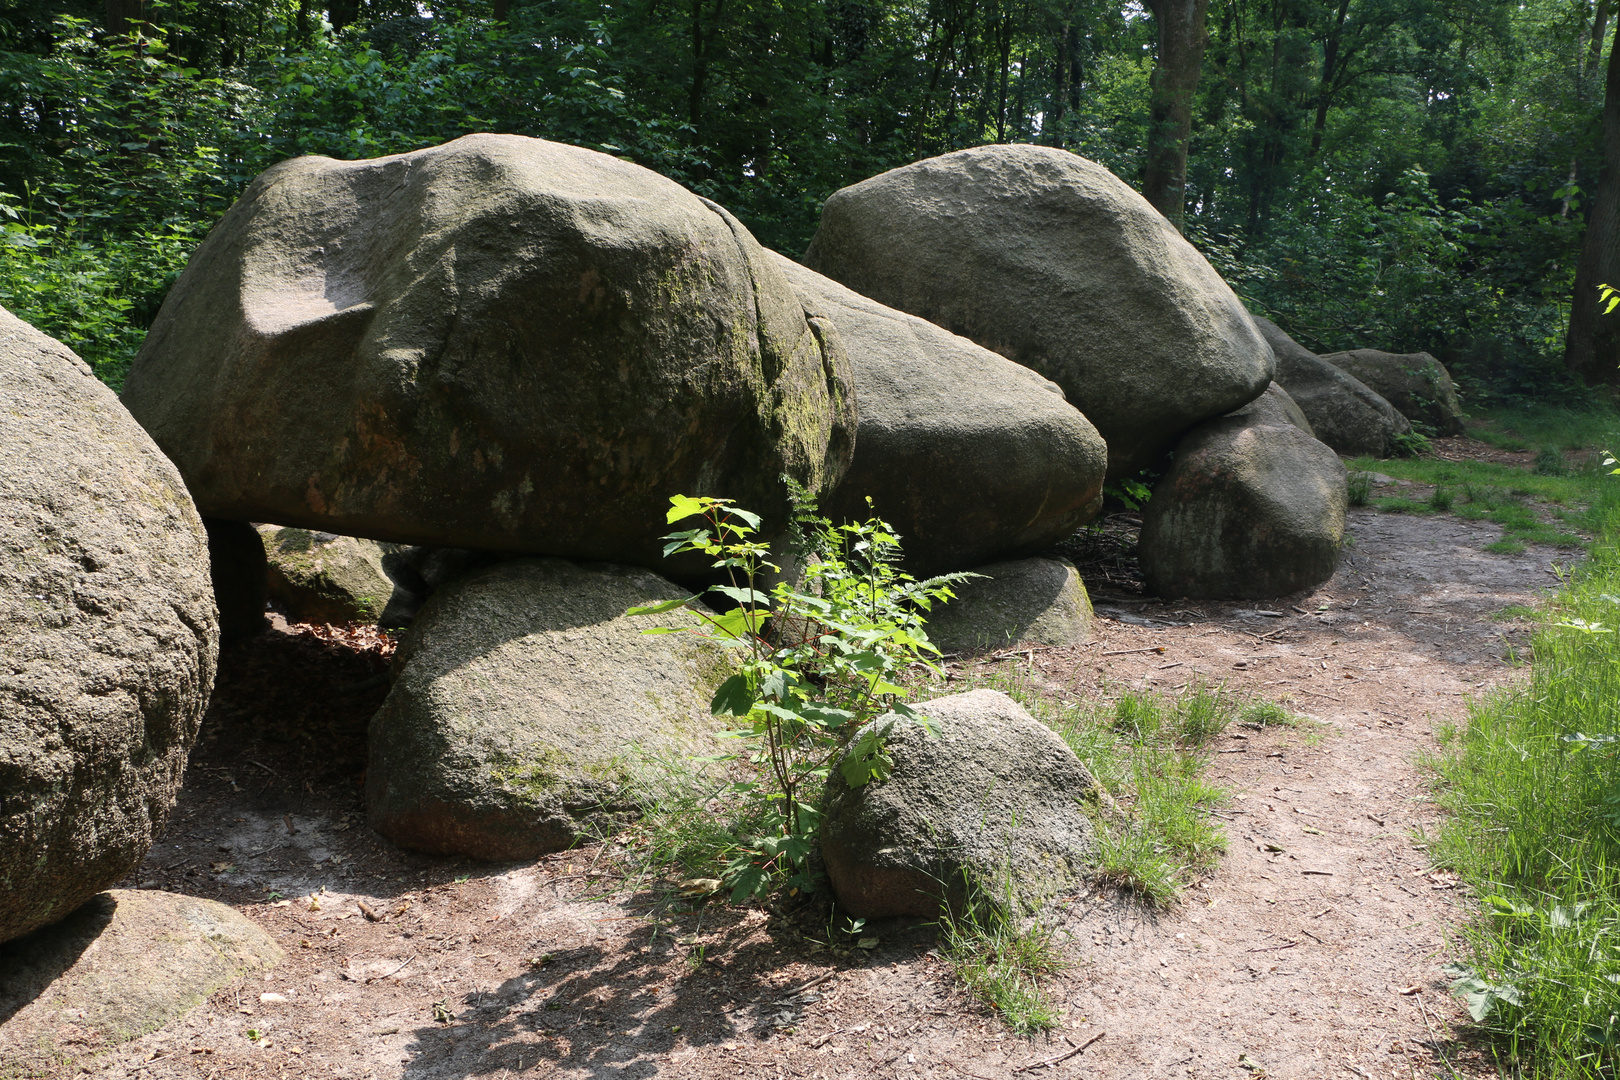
[953, 671, 1278, 905]
[938, 873, 1066, 1035]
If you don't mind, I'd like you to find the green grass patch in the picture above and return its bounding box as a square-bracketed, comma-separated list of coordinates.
[1349, 453, 1613, 550]
[1469, 404, 1620, 455]
[1428, 505, 1620, 1076]
[939, 875, 1067, 1035]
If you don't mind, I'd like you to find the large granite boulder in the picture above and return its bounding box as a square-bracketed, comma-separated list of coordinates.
[772, 254, 1106, 574]
[0, 307, 218, 944]
[820, 690, 1096, 918]
[1253, 316, 1411, 456]
[0, 890, 281, 1065]
[1323, 348, 1465, 436]
[923, 557, 1093, 655]
[367, 559, 734, 860]
[121, 133, 856, 568]
[804, 144, 1273, 477]
[1138, 409, 1347, 600]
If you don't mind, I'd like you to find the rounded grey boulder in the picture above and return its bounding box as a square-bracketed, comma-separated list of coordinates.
[0, 889, 281, 1066]
[1253, 316, 1411, 456]
[0, 306, 218, 944]
[122, 134, 855, 568]
[923, 557, 1093, 655]
[367, 558, 734, 861]
[821, 690, 1096, 918]
[1323, 348, 1465, 437]
[258, 525, 423, 627]
[805, 144, 1273, 477]
[1139, 411, 1348, 600]
[771, 254, 1106, 574]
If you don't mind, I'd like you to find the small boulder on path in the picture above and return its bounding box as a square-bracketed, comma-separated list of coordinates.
[1253, 316, 1411, 456]
[1138, 410, 1348, 600]
[923, 557, 1093, 655]
[0, 306, 218, 945]
[0, 890, 282, 1065]
[367, 559, 734, 861]
[804, 143, 1272, 477]
[772, 253, 1106, 574]
[1322, 348, 1465, 437]
[121, 133, 855, 568]
[820, 689, 1097, 918]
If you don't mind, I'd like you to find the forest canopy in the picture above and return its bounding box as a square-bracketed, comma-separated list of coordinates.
[0, 0, 1608, 401]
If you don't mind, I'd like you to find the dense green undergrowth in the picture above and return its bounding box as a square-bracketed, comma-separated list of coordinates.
[1430, 508, 1620, 1077]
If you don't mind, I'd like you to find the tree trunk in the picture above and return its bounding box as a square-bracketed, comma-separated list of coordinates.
[689, 0, 725, 136]
[1567, 23, 1620, 384]
[1593, 0, 1612, 72]
[1141, 0, 1210, 231]
[104, 0, 144, 35]
[1308, 0, 1351, 158]
[995, 4, 1012, 141]
[328, 0, 360, 33]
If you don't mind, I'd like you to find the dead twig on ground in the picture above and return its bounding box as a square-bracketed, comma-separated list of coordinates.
[366, 954, 415, 983]
[1013, 1030, 1105, 1072]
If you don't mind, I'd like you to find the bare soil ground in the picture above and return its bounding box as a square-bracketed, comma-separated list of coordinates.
[25, 440, 1587, 1080]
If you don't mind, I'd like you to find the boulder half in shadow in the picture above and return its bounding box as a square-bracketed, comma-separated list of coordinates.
[805, 144, 1272, 477]
[1323, 348, 1465, 436]
[821, 690, 1096, 918]
[923, 557, 1092, 655]
[367, 559, 734, 860]
[0, 890, 281, 1069]
[1139, 408, 1347, 600]
[122, 133, 854, 568]
[1, 306, 217, 945]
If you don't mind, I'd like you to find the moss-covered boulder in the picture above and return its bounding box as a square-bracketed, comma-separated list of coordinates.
[0, 306, 217, 945]
[0, 890, 281, 1067]
[121, 133, 855, 568]
[923, 557, 1093, 655]
[805, 144, 1272, 477]
[821, 690, 1097, 918]
[367, 559, 735, 860]
[258, 525, 420, 626]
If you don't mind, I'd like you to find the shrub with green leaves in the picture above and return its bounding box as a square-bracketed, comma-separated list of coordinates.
[630, 492, 969, 901]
